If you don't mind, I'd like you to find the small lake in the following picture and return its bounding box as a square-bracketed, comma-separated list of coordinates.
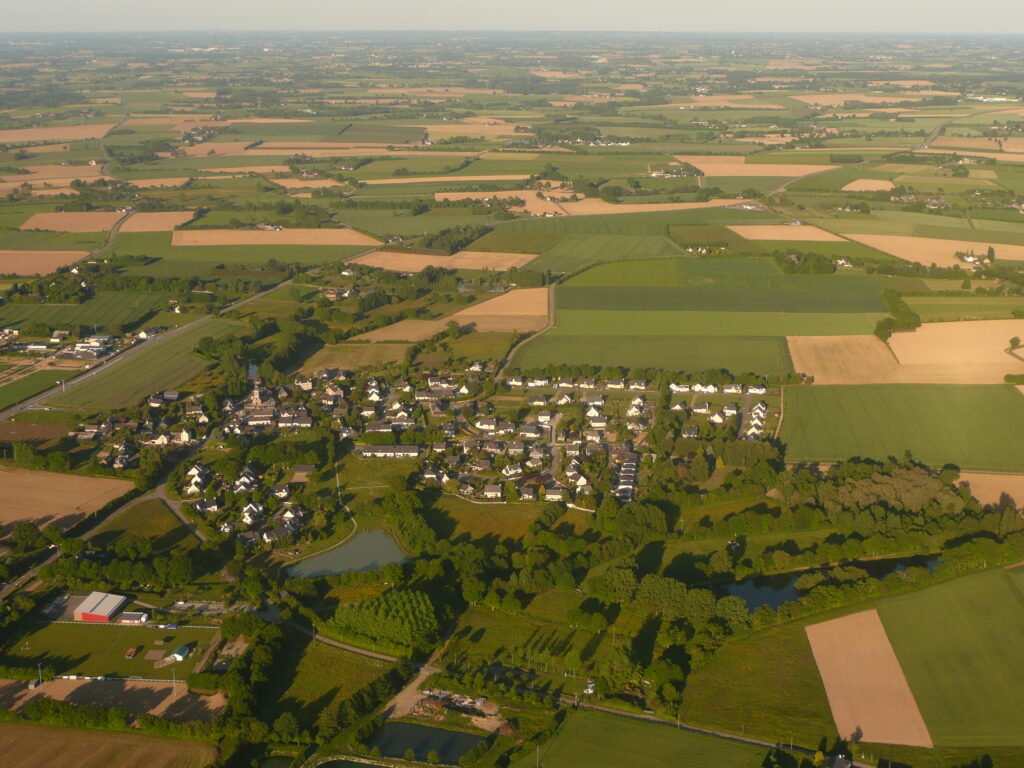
[723, 555, 941, 608]
[287, 529, 406, 578]
[367, 722, 485, 764]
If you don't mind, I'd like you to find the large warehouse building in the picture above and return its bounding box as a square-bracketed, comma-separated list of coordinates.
[73, 591, 128, 623]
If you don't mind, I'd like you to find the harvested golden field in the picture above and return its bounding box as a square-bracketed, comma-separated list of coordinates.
[19, 211, 123, 232]
[27, 143, 70, 153]
[0, 722, 216, 768]
[351, 249, 536, 272]
[362, 174, 529, 186]
[119, 211, 194, 232]
[841, 178, 896, 192]
[355, 319, 447, 341]
[3, 164, 104, 182]
[448, 287, 549, 331]
[162, 141, 253, 157]
[171, 228, 379, 246]
[788, 335, 901, 384]
[259, 141, 415, 150]
[245, 148, 479, 158]
[0, 467, 133, 531]
[914, 148, 1024, 164]
[931, 136, 1024, 153]
[728, 224, 845, 241]
[0, 250, 88, 274]
[788, 320, 1024, 384]
[806, 610, 932, 747]
[434, 189, 567, 216]
[273, 178, 346, 189]
[0, 124, 116, 143]
[130, 177, 193, 188]
[301, 342, 410, 372]
[841, 234, 1024, 267]
[558, 198, 748, 215]
[675, 155, 836, 176]
[958, 472, 1024, 507]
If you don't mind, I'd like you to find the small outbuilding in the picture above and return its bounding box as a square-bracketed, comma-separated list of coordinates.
[170, 645, 191, 662]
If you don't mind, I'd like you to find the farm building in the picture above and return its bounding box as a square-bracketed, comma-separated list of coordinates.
[73, 591, 128, 622]
[170, 645, 191, 662]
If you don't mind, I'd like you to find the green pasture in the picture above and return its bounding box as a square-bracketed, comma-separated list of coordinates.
[497, 207, 781, 236]
[88, 499, 201, 554]
[0, 291, 173, 330]
[467, 230, 565, 254]
[528, 234, 682, 272]
[512, 334, 793, 375]
[904, 295, 1024, 321]
[0, 370, 71, 410]
[553, 309, 883, 336]
[0, 229, 107, 251]
[42, 317, 242, 410]
[781, 384, 1024, 471]
[879, 569, 1024, 746]
[524, 710, 768, 768]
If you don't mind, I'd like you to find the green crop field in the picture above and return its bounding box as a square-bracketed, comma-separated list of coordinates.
[781, 384, 1024, 471]
[467, 230, 565, 254]
[0, 370, 73, 410]
[497, 207, 780, 236]
[878, 569, 1024, 746]
[904, 295, 1024, 321]
[512, 333, 793, 374]
[0, 229, 108, 251]
[89, 499, 201, 554]
[0, 621, 217, 679]
[553, 308, 883, 336]
[43, 317, 242, 410]
[528, 234, 682, 272]
[0, 292, 174, 330]
[524, 710, 767, 768]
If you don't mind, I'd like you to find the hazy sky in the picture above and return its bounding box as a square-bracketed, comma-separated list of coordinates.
[5, 0, 1024, 34]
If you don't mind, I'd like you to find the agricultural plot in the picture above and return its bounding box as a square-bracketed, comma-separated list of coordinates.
[89, 499, 201, 554]
[780, 384, 1024, 471]
[301, 342, 410, 372]
[527, 710, 767, 768]
[19, 211, 123, 232]
[0, 723, 216, 768]
[528, 234, 682, 272]
[554, 309, 883, 336]
[0, 250, 88, 275]
[351, 249, 536, 272]
[497, 207, 780, 236]
[0, 370, 74, 410]
[42, 317, 242, 411]
[170, 228, 380, 246]
[904, 296, 1024, 321]
[0, 291, 174, 330]
[0, 467, 133, 532]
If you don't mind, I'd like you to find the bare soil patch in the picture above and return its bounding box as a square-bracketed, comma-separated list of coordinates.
[0, 250, 88, 275]
[171, 229, 379, 246]
[0, 124, 116, 143]
[0, 467, 133, 532]
[728, 224, 846, 241]
[842, 178, 896, 192]
[19, 211, 123, 232]
[959, 472, 1024, 508]
[120, 212, 194, 232]
[0, 721, 216, 768]
[0, 422, 69, 446]
[841, 234, 1024, 267]
[806, 609, 932, 747]
[362, 174, 529, 186]
[0, 678, 226, 722]
[352, 250, 536, 272]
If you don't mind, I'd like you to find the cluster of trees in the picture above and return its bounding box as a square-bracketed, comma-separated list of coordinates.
[328, 588, 439, 651]
[421, 225, 492, 254]
[874, 289, 922, 340]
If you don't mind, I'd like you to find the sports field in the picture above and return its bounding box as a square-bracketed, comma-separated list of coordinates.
[525, 710, 766, 768]
[781, 384, 1024, 471]
[42, 317, 242, 410]
[0, 370, 71, 410]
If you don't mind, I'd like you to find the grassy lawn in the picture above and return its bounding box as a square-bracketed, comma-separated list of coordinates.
[512, 333, 794, 375]
[878, 569, 1024, 747]
[423, 494, 540, 542]
[262, 630, 392, 729]
[523, 710, 768, 768]
[88, 499, 201, 554]
[0, 622, 217, 679]
[42, 317, 242, 410]
[0, 370, 71, 410]
[780, 384, 1024, 471]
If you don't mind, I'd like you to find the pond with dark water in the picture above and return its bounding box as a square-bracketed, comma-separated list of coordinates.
[367, 722, 485, 764]
[287, 529, 406, 578]
[722, 555, 941, 608]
